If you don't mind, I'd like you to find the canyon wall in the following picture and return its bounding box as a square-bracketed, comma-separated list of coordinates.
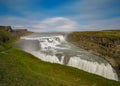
[67, 31, 120, 78]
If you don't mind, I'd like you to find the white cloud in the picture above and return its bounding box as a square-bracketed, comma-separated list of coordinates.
[30, 17, 79, 32]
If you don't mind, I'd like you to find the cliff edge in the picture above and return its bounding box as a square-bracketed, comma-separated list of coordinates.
[67, 30, 120, 78]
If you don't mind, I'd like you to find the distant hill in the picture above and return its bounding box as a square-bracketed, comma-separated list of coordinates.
[0, 25, 33, 38]
[0, 26, 33, 51]
[0, 26, 13, 32]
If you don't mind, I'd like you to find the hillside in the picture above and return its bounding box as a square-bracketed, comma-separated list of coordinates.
[0, 48, 120, 86]
[67, 30, 120, 78]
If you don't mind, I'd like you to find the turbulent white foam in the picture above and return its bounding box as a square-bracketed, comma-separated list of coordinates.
[21, 34, 118, 81]
[21, 35, 65, 50]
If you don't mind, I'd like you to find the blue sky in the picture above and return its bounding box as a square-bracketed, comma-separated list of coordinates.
[0, 0, 120, 32]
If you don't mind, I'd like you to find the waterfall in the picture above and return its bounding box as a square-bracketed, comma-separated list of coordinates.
[20, 33, 118, 81]
[67, 57, 118, 80]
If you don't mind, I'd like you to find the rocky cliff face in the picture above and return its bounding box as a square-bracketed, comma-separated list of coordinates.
[67, 31, 120, 77]
[0, 26, 12, 43]
[0, 26, 13, 32]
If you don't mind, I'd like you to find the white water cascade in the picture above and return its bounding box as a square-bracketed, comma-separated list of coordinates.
[20, 33, 118, 81]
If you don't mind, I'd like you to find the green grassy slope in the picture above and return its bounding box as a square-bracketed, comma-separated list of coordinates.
[0, 48, 120, 86]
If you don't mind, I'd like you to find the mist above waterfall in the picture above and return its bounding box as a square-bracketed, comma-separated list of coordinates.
[18, 33, 118, 81]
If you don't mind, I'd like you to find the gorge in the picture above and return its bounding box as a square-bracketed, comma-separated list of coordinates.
[18, 33, 119, 81]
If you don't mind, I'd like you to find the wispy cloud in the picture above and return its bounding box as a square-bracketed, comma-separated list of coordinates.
[0, 16, 119, 32]
[32, 17, 79, 32]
